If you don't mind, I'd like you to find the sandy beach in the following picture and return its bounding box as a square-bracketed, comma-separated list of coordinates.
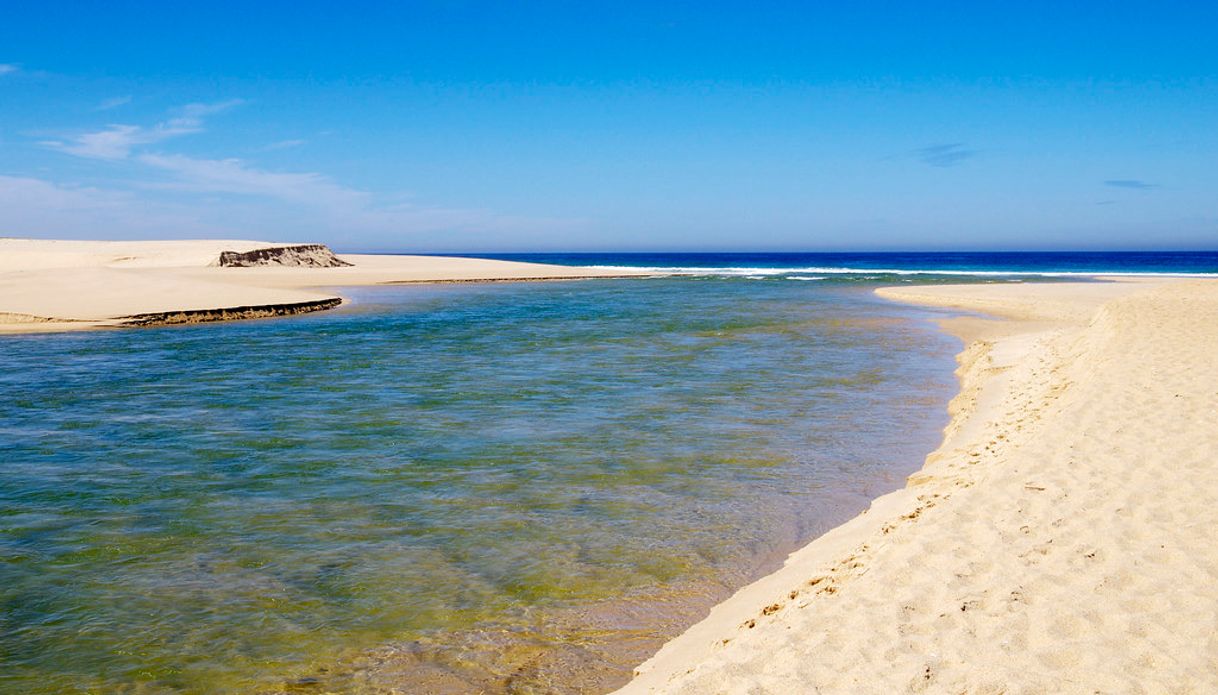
[0, 239, 643, 333]
[619, 278, 1218, 693]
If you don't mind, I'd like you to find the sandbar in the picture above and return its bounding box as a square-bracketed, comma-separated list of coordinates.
[0, 239, 643, 333]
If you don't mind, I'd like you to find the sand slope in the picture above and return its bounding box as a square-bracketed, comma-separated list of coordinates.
[0, 239, 642, 333]
[619, 279, 1218, 694]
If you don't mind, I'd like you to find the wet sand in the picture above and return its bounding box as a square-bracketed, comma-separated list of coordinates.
[618, 278, 1218, 693]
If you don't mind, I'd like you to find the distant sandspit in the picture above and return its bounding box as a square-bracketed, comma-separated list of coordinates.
[617, 278, 1218, 693]
[0, 239, 645, 333]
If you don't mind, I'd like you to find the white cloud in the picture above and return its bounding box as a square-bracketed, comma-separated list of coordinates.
[0, 175, 215, 238]
[42, 99, 244, 160]
[263, 138, 306, 150]
[0, 171, 586, 248]
[0, 63, 17, 75]
[95, 96, 133, 111]
[138, 153, 368, 208]
[42, 124, 179, 159]
[132, 153, 557, 234]
[16, 97, 585, 248]
[176, 99, 244, 119]
[0, 176, 124, 213]
[135, 153, 586, 242]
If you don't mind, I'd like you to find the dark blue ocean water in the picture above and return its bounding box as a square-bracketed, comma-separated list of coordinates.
[468, 251, 1218, 277]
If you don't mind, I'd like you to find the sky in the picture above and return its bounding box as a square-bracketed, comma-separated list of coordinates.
[1, 1, 1216, 252]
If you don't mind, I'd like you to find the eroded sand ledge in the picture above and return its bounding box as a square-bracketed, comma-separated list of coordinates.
[0, 239, 644, 333]
[617, 278, 1218, 693]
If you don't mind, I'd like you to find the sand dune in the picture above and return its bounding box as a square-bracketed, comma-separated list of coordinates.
[0, 239, 643, 333]
[618, 278, 1218, 694]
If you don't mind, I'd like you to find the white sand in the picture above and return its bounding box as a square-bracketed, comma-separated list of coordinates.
[618, 278, 1218, 693]
[0, 239, 643, 332]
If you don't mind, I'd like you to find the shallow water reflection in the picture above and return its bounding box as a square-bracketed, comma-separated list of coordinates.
[0, 278, 958, 693]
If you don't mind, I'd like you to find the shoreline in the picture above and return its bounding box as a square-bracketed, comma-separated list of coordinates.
[9, 240, 1218, 689]
[616, 277, 1218, 693]
[0, 239, 648, 334]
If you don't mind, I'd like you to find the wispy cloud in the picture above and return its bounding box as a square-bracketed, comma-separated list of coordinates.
[15, 97, 581, 245]
[262, 138, 306, 151]
[0, 175, 216, 238]
[134, 154, 586, 238]
[0, 171, 582, 245]
[42, 124, 182, 160]
[95, 96, 132, 111]
[138, 153, 367, 208]
[0, 63, 18, 75]
[42, 99, 244, 160]
[1104, 179, 1157, 190]
[175, 99, 244, 120]
[915, 143, 977, 167]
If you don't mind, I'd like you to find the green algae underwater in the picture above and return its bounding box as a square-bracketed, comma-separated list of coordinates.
[0, 276, 959, 693]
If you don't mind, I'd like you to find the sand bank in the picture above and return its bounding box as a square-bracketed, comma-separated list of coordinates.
[618, 278, 1218, 693]
[0, 239, 643, 333]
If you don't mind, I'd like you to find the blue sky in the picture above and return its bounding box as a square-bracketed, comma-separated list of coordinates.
[1, 1, 1216, 252]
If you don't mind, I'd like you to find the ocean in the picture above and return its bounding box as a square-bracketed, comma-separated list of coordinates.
[475, 250, 1218, 277]
[2, 252, 1213, 693]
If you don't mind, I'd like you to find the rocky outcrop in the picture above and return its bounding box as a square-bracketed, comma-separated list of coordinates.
[215, 244, 352, 268]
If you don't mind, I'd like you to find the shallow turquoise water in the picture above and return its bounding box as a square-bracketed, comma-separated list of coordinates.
[0, 277, 959, 693]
